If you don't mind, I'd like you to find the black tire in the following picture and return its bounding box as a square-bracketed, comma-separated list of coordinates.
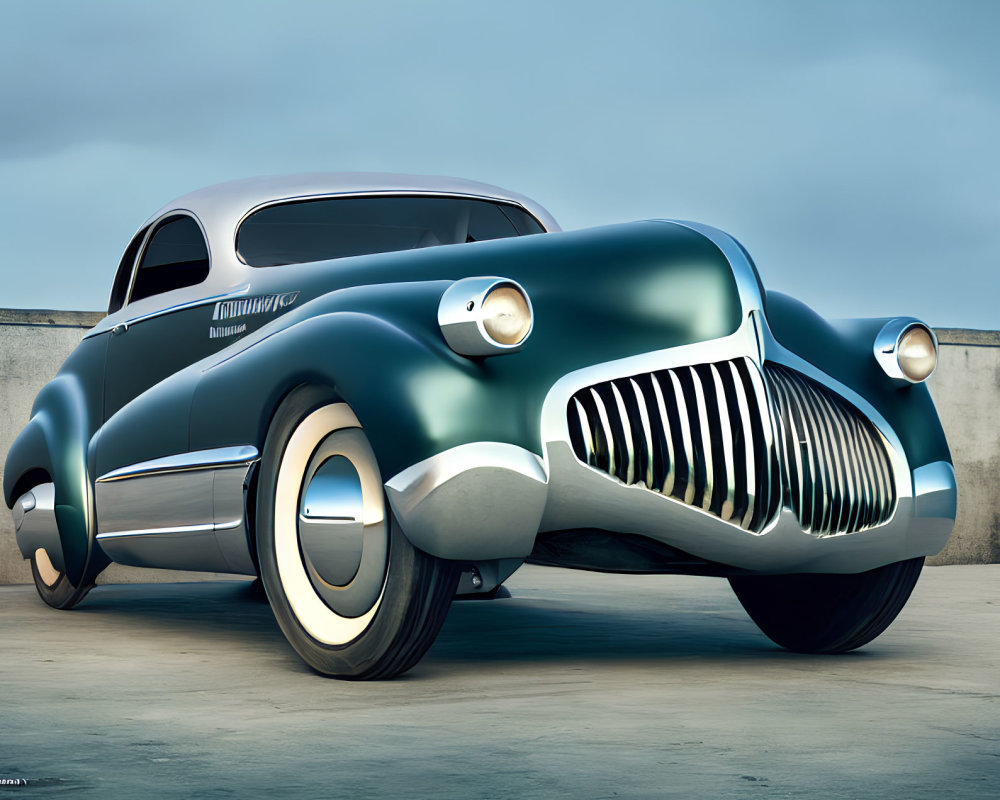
[729, 557, 924, 654]
[256, 386, 460, 680]
[30, 547, 94, 610]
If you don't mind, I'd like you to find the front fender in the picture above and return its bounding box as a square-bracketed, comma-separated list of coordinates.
[764, 291, 951, 470]
[188, 281, 538, 479]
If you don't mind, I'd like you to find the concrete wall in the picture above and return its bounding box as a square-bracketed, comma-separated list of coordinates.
[1, 310, 997, 584]
[926, 329, 1000, 565]
[0, 309, 240, 586]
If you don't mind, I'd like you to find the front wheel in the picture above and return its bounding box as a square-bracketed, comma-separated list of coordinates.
[256, 387, 459, 679]
[729, 557, 924, 654]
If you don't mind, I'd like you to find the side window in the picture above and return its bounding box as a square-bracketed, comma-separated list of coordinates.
[129, 215, 210, 304]
[108, 225, 150, 314]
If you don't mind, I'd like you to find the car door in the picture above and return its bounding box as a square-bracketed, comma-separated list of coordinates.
[102, 212, 220, 426]
[94, 212, 260, 571]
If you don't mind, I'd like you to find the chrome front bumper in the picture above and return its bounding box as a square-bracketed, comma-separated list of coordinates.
[385, 315, 957, 574]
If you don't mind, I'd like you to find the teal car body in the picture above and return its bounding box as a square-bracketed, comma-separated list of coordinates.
[4, 173, 958, 673]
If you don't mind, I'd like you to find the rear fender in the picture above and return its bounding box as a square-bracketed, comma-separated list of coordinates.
[3, 375, 104, 584]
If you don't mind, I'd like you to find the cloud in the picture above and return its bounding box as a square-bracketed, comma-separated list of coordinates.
[0, 0, 997, 326]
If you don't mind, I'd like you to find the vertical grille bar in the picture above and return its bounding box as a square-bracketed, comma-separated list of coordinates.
[630, 378, 655, 489]
[650, 374, 677, 496]
[728, 360, 758, 529]
[667, 370, 697, 506]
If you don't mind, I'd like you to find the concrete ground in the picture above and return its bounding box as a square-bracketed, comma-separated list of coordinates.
[1, 565, 997, 799]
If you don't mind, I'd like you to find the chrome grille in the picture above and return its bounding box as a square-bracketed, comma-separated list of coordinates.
[567, 358, 782, 533]
[765, 364, 896, 534]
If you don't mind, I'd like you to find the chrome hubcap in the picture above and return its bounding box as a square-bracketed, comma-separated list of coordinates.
[273, 403, 389, 645]
[297, 431, 388, 618]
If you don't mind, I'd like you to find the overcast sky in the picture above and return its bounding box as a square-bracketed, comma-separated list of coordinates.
[1, 0, 997, 328]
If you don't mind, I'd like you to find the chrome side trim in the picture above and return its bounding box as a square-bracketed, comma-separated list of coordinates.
[95, 527, 240, 574]
[97, 446, 259, 482]
[97, 523, 217, 539]
[95, 447, 259, 575]
[85, 288, 252, 339]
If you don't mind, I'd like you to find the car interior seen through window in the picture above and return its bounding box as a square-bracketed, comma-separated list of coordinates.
[237, 195, 545, 267]
[128, 215, 210, 304]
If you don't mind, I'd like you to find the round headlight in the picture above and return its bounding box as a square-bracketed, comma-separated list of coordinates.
[481, 285, 532, 346]
[873, 319, 938, 384]
[896, 326, 937, 382]
[438, 277, 534, 356]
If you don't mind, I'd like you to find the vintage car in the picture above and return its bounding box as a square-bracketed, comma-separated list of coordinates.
[5, 173, 957, 679]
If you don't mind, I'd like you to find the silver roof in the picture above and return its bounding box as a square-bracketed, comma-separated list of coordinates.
[96, 172, 561, 333]
[145, 172, 561, 236]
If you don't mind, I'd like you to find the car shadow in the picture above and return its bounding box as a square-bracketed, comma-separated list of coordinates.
[71, 579, 892, 671]
[77, 580, 286, 648]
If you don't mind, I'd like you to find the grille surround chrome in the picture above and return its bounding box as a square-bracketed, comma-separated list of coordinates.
[567, 357, 898, 537]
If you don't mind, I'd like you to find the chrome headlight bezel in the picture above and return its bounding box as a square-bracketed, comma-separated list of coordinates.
[874, 318, 939, 384]
[438, 277, 534, 357]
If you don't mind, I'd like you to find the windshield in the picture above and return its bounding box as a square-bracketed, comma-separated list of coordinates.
[237, 195, 545, 267]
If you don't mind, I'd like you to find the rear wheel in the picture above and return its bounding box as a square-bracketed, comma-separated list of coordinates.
[20, 481, 97, 610]
[30, 547, 94, 610]
[729, 557, 924, 654]
[256, 387, 459, 679]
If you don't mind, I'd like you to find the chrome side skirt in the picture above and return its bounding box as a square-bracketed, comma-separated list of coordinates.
[12, 483, 66, 572]
[95, 446, 259, 575]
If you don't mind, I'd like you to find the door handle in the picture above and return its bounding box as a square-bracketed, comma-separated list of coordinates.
[112, 323, 128, 336]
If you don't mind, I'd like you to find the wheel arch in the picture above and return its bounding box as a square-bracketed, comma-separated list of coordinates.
[3, 374, 106, 585]
[189, 303, 498, 482]
[4, 420, 55, 509]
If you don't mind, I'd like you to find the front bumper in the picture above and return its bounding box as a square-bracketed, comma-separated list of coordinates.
[385, 315, 957, 574]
